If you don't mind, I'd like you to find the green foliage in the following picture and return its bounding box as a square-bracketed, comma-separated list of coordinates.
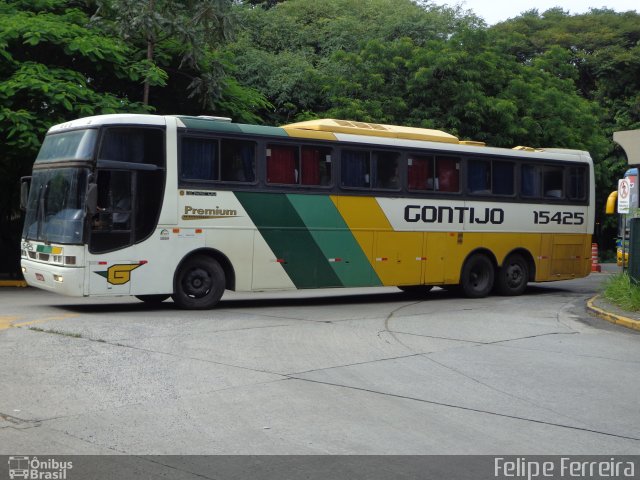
[129, 59, 170, 87]
[0, 1, 147, 151]
[320, 30, 605, 153]
[229, 0, 483, 122]
[0, 0, 149, 276]
[94, 0, 268, 115]
[491, 8, 640, 130]
[603, 273, 640, 311]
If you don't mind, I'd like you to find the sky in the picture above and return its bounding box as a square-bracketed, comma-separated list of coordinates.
[429, 0, 639, 25]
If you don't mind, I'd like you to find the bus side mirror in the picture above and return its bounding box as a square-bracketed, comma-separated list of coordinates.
[86, 183, 98, 216]
[19, 176, 31, 211]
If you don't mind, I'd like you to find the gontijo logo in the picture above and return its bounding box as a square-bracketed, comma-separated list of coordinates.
[94, 263, 143, 285]
[8, 456, 73, 479]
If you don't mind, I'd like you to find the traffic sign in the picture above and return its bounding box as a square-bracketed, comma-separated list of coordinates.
[618, 178, 631, 213]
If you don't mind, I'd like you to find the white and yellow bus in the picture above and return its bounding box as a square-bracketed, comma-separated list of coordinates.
[20, 115, 594, 309]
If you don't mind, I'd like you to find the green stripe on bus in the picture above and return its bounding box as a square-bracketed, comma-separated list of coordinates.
[235, 192, 342, 288]
[286, 194, 381, 287]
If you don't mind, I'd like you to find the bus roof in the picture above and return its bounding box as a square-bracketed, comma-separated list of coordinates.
[47, 114, 166, 133]
[283, 119, 461, 144]
[46, 114, 591, 162]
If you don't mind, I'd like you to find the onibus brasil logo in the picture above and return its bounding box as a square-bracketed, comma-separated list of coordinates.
[8, 456, 73, 479]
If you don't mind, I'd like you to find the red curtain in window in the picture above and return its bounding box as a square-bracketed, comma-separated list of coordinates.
[267, 147, 296, 184]
[408, 157, 431, 190]
[301, 148, 320, 185]
[437, 158, 459, 192]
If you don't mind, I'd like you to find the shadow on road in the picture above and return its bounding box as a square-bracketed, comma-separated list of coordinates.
[50, 283, 570, 314]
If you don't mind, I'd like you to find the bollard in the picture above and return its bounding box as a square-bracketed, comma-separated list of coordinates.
[591, 243, 601, 272]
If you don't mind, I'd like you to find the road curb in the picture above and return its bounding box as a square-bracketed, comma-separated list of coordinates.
[586, 294, 640, 332]
[0, 280, 27, 288]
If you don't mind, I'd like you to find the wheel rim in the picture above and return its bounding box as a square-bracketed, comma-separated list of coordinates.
[470, 264, 490, 291]
[182, 267, 212, 298]
[505, 262, 524, 289]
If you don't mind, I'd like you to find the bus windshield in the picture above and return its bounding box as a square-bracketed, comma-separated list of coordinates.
[22, 167, 89, 244]
[35, 129, 97, 163]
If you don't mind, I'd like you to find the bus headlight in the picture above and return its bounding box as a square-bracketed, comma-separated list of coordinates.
[53, 274, 64, 283]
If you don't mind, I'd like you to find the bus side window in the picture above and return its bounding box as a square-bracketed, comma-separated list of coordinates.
[301, 146, 332, 186]
[521, 164, 542, 198]
[220, 140, 256, 183]
[543, 165, 564, 198]
[492, 161, 514, 195]
[407, 155, 433, 191]
[341, 150, 370, 188]
[436, 156, 460, 192]
[468, 159, 491, 194]
[267, 144, 298, 184]
[568, 166, 586, 200]
[372, 151, 400, 189]
[180, 137, 219, 181]
[99, 128, 164, 167]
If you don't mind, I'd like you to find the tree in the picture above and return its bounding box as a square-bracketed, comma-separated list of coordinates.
[319, 30, 606, 151]
[93, 0, 269, 120]
[228, 0, 484, 124]
[0, 0, 148, 277]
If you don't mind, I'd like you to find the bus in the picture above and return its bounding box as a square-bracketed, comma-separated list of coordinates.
[605, 167, 638, 266]
[20, 115, 594, 309]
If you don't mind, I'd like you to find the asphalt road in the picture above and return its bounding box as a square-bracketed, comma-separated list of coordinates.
[1, 269, 639, 455]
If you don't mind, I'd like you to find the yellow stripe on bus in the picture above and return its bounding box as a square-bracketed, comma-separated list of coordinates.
[329, 196, 592, 286]
[330, 196, 426, 286]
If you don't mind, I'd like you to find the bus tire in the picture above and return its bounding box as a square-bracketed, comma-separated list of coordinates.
[398, 285, 433, 297]
[136, 294, 170, 304]
[460, 253, 494, 298]
[496, 253, 528, 296]
[172, 255, 225, 310]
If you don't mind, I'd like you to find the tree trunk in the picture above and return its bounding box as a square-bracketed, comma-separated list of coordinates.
[143, 39, 155, 105]
[142, 0, 156, 105]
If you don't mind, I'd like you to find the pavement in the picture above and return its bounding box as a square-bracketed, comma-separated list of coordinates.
[2, 263, 640, 331]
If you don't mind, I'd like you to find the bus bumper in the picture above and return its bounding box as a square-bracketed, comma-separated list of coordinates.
[21, 259, 85, 297]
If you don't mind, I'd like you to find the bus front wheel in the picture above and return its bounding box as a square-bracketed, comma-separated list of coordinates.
[172, 255, 226, 309]
[460, 254, 494, 298]
[495, 253, 528, 296]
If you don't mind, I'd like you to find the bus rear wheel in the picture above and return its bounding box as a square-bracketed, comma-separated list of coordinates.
[172, 255, 225, 310]
[460, 253, 494, 298]
[496, 253, 528, 296]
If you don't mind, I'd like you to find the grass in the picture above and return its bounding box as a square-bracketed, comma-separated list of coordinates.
[602, 273, 640, 311]
[28, 326, 111, 343]
[28, 326, 82, 338]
